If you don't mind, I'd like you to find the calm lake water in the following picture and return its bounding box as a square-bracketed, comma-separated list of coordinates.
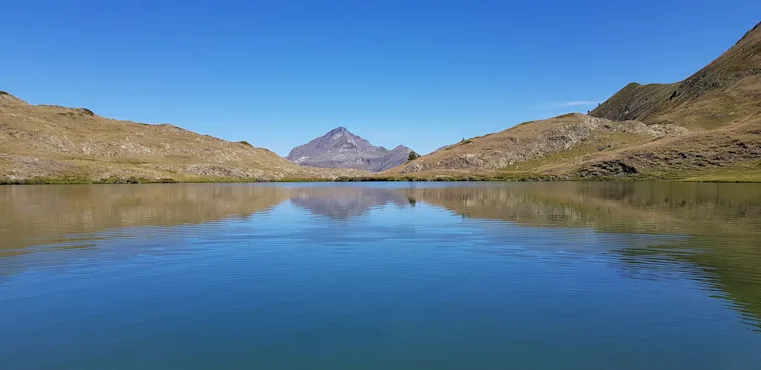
[1, 182, 761, 369]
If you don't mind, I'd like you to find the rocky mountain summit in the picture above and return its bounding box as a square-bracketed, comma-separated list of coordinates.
[286, 127, 413, 172]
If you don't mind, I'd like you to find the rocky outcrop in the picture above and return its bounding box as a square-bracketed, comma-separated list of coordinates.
[574, 122, 761, 179]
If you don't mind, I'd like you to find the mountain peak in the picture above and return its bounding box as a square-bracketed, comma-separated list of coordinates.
[286, 128, 415, 172]
[328, 126, 349, 134]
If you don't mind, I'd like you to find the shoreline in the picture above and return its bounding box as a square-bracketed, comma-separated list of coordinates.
[3, 175, 760, 185]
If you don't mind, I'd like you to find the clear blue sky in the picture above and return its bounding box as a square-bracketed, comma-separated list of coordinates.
[3, 1, 759, 155]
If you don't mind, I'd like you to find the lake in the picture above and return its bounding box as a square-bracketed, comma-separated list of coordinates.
[1, 182, 761, 369]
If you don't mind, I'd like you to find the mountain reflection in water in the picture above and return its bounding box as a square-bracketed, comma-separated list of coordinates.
[2, 182, 760, 336]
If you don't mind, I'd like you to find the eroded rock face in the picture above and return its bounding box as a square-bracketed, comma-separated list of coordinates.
[577, 160, 640, 178]
[286, 127, 414, 172]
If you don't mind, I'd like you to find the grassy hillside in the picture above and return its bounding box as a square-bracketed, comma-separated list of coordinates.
[0, 92, 363, 183]
[592, 22, 761, 130]
[590, 82, 678, 122]
[569, 118, 761, 179]
[385, 22, 761, 181]
[383, 113, 688, 180]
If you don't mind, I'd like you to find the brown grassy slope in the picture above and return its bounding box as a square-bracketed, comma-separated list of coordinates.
[0, 92, 363, 182]
[588, 82, 679, 122]
[592, 21, 761, 130]
[569, 115, 761, 179]
[383, 113, 686, 178]
[570, 22, 761, 179]
[384, 22, 761, 180]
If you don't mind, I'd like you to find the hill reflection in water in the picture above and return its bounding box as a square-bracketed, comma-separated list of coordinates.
[1, 182, 760, 330]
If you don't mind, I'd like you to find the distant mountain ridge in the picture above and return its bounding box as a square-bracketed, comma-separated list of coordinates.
[286, 127, 413, 172]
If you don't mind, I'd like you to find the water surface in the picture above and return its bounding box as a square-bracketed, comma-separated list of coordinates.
[1, 182, 761, 369]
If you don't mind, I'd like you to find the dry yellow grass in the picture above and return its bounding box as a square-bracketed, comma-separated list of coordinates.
[0, 92, 364, 183]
